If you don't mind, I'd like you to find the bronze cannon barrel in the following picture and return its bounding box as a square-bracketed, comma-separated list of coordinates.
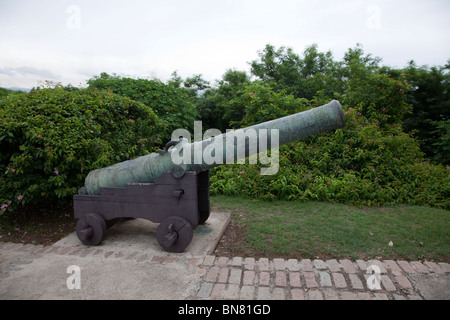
[82, 100, 345, 195]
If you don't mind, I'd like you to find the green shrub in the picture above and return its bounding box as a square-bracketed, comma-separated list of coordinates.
[0, 85, 161, 214]
[209, 55, 449, 209]
[0, 88, 13, 98]
[210, 106, 450, 209]
[87, 73, 198, 142]
[225, 81, 309, 128]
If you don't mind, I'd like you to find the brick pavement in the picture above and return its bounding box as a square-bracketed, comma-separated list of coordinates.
[1, 241, 449, 300]
[195, 256, 450, 300]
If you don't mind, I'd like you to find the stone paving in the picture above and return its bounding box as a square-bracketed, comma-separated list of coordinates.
[194, 255, 450, 300]
[1, 241, 449, 300]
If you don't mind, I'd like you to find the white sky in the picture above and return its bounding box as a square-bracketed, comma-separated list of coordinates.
[0, 0, 449, 89]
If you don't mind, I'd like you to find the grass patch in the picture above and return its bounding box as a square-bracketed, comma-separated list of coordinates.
[212, 195, 450, 262]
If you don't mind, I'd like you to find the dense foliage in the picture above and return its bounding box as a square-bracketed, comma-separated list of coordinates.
[1, 43, 448, 215]
[401, 61, 450, 164]
[87, 73, 198, 142]
[204, 44, 449, 209]
[0, 85, 160, 213]
[246, 44, 449, 164]
[210, 106, 449, 208]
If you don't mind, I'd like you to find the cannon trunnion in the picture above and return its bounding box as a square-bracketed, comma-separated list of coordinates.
[73, 170, 210, 253]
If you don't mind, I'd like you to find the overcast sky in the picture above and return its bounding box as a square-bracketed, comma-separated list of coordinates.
[1, 0, 449, 89]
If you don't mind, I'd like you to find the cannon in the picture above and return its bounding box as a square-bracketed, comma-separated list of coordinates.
[73, 100, 345, 252]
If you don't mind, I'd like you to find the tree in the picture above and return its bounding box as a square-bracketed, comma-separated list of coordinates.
[342, 47, 411, 128]
[224, 81, 309, 128]
[197, 69, 251, 131]
[208, 43, 449, 208]
[400, 61, 450, 164]
[250, 44, 344, 100]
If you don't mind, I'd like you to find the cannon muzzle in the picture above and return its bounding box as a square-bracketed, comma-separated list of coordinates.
[82, 100, 345, 195]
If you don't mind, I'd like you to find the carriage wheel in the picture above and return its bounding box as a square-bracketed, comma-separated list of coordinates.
[156, 216, 193, 253]
[76, 213, 106, 246]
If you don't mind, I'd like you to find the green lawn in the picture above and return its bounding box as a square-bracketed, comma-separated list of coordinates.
[211, 195, 450, 262]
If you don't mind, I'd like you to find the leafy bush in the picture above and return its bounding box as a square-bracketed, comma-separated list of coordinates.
[225, 81, 309, 128]
[210, 105, 450, 209]
[343, 71, 411, 128]
[87, 73, 198, 142]
[194, 69, 252, 131]
[0, 87, 26, 100]
[207, 44, 449, 209]
[430, 119, 450, 164]
[0, 85, 160, 214]
[248, 44, 450, 166]
[0, 88, 13, 98]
